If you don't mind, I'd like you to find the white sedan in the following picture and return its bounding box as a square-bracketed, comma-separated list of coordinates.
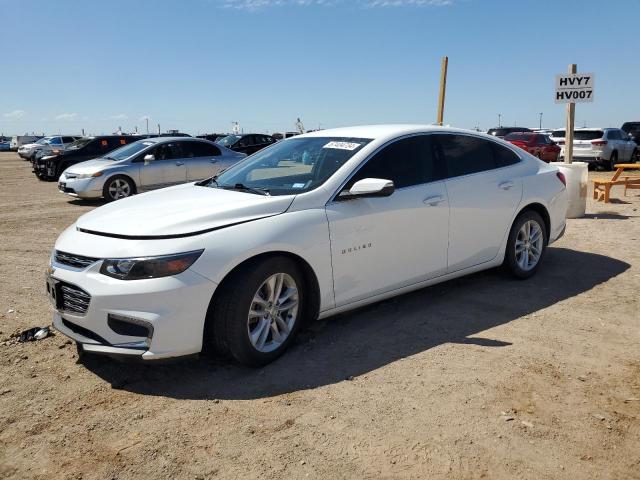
[47, 125, 568, 366]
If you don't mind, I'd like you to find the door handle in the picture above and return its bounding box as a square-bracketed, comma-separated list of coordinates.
[175, 161, 184, 166]
[423, 194, 445, 206]
[499, 181, 514, 190]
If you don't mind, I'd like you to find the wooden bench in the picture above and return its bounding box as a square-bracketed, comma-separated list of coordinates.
[593, 163, 640, 202]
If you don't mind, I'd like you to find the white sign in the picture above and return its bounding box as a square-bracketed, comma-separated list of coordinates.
[555, 73, 595, 103]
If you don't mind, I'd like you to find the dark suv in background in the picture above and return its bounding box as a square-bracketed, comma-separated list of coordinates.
[34, 135, 144, 180]
[216, 134, 276, 155]
[622, 122, 640, 161]
[487, 127, 532, 138]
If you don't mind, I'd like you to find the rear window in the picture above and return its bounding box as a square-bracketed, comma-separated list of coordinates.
[574, 130, 604, 140]
[504, 133, 533, 142]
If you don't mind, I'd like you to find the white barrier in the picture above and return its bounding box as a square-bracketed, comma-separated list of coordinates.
[551, 161, 588, 218]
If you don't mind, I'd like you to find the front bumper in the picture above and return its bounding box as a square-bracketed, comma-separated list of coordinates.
[48, 260, 217, 361]
[58, 174, 104, 198]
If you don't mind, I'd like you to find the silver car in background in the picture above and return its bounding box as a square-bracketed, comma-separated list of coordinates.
[18, 135, 80, 160]
[58, 137, 247, 201]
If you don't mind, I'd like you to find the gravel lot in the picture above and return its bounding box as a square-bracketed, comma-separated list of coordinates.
[0, 151, 639, 479]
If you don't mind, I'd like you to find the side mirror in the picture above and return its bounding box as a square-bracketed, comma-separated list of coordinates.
[339, 178, 395, 200]
[143, 154, 155, 164]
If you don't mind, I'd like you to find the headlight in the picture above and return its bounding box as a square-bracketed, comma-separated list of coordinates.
[74, 172, 103, 179]
[99, 250, 204, 280]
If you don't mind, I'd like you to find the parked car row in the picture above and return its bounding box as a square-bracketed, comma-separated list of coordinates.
[486, 121, 639, 170]
[18, 135, 81, 160]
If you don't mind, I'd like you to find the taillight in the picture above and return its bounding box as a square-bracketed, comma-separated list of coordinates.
[591, 140, 607, 146]
[556, 171, 566, 187]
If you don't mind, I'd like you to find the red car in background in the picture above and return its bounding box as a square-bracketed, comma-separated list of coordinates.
[504, 132, 561, 163]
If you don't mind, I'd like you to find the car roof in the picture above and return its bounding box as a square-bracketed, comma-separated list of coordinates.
[300, 124, 486, 142]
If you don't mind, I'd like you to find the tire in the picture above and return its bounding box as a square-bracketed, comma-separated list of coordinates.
[608, 151, 618, 171]
[207, 256, 305, 367]
[632, 149, 638, 163]
[503, 210, 547, 280]
[102, 175, 135, 202]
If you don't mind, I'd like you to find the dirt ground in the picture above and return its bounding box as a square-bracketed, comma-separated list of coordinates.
[0, 151, 639, 480]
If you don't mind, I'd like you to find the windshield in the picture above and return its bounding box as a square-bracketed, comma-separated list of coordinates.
[105, 140, 155, 160]
[67, 137, 94, 150]
[217, 135, 240, 147]
[206, 137, 372, 196]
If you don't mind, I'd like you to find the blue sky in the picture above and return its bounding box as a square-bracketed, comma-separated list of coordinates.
[1, 0, 638, 136]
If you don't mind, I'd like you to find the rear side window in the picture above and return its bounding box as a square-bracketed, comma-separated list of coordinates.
[182, 141, 221, 157]
[492, 143, 521, 167]
[347, 135, 441, 189]
[436, 135, 496, 178]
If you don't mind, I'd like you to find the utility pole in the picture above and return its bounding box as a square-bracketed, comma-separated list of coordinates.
[157, 123, 161, 135]
[565, 63, 577, 164]
[146, 117, 149, 134]
[498, 113, 502, 127]
[436, 56, 448, 126]
[539, 112, 543, 130]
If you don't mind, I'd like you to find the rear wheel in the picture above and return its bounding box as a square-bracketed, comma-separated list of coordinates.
[503, 210, 547, 279]
[103, 175, 135, 202]
[608, 151, 618, 171]
[207, 256, 305, 367]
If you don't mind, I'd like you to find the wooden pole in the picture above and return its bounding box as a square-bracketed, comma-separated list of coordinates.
[437, 56, 448, 126]
[564, 63, 577, 164]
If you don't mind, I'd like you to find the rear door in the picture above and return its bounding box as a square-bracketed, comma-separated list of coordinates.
[181, 141, 224, 180]
[434, 134, 523, 272]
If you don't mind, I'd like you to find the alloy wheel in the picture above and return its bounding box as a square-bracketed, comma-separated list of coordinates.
[247, 273, 299, 353]
[108, 179, 131, 200]
[515, 220, 543, 271]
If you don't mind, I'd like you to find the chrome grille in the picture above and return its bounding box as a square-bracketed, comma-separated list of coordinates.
[59, 282, 91, 315]
[55, 250, 99, 269]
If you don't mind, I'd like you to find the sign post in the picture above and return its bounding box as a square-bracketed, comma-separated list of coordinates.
[436, 56, 448, 126]
[554, 65, 595, 164]
[553, 64, 594, 218]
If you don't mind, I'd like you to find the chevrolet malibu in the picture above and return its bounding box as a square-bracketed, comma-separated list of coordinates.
[47, 125, 568, 366]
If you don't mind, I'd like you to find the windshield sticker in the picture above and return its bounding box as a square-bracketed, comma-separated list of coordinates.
[292, 183, 306, 189]
[323, 141, 361, 151]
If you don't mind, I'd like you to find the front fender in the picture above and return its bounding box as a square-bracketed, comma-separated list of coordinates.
[190, 209, 335, 312]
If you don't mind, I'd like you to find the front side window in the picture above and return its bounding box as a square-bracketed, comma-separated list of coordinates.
[345, 135, 441, 190]
[50, 137, 63, 145]
[152, 142, 180, 160]
[436, 134, 497, 178]
[208, 137, 371, 196]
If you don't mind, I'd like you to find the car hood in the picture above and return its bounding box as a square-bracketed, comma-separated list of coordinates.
[75, 183, 295, 238]
[65, 158, 115, 174]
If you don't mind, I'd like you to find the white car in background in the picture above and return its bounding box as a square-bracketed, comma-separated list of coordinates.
[18, 135, 80, 160]
[47, 125, 568, 366]
[559, 128, 637, 170]
[10, 135, 42, 151]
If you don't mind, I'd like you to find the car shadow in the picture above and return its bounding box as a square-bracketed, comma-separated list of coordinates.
[581, 213, 635, 220]
[82, 247, 629, 400]
[68, 198, 107, 207]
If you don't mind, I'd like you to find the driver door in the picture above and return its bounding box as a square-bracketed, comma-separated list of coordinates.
[139, 142, 187, 190]
[325, 135, 449, 307]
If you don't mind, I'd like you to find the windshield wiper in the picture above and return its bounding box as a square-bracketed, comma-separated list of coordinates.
[221, 183, 270, 196]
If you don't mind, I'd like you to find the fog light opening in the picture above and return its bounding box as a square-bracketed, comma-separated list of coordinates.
[107, 313, 153, 343]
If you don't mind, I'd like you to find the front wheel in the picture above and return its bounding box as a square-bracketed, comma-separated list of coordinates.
[207, 256, 305, 366]
[103, 175, 135, 202]
[608, 151, 618, 171]
[503, 211, 547, 279]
